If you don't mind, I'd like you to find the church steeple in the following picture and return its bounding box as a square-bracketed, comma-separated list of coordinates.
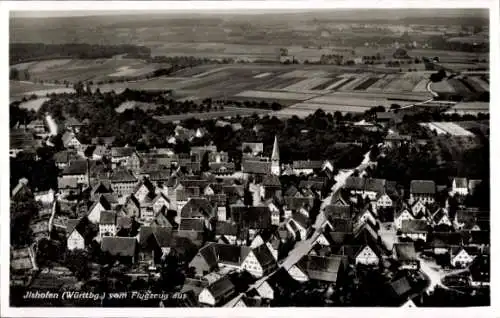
[271, 135, 280, 176]
[271, 135, 280, 161]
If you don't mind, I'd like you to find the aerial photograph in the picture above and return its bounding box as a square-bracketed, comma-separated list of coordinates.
[8, 6, 490, 308]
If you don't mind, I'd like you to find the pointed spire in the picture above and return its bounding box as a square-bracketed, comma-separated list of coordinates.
[271, 135, 280, 161]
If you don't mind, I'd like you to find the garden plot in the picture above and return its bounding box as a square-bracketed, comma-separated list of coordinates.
[192, 67, 228, 78]
[367, 74, 398, 91]
[383, 73, 426, 92]
[307, 95, 388, 108]
[283, 77, 332, 91]
[338, 75, 370, 91]
[412, 79, 429, 92]
[264, 77, 307, 90]
[254, 72, 272, 79]
[279, 70, 330, 78]
[326, 77, 354, 90]
[353, 77, 380, 91]
[311, 78, 341, 90]
[235, 90, 318, 101]
[430, 81, 455, 93]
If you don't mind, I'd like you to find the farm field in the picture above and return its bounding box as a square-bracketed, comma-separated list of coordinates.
[18, 97, 50, 111]
[420, 122, 475, 136]
[446, 102, 489, 115]
[234, 90, 317, 101]
[11, 58, 168, 83]
[10, 80, 68, 99]
[153, 107, 270, 123]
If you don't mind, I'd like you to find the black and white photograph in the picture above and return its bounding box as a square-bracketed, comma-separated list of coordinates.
[3, 0, 496, 315]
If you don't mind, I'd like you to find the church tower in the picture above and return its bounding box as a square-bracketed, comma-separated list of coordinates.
[271, 135, 280, 176]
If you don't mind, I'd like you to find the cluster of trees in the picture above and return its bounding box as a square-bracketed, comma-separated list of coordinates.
[9, 68, 30, 81]
[9, 43, 151, 64]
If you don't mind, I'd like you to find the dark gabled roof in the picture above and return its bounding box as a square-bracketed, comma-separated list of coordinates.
[65, 117, 83, 127]
[58, 177, 79, 190]
[230, 205, 271, 229]
[292, 160, 323, 169]
[389, 276, 412, 297]
[401, 219, 428, 233]
[53, 150, 77, 164]
[65, 219, 80, 235]
[111, 147, 135, 158]
[99, 211, 116, 225]
[393, 243, 417, 261]
[324, 204, 352, 220]
[429, 232, 463, 247]
[62, 159, 88, 175]
[117, 216, 133, 229]
[215, 221, 238, 236]
[242, 160, 271, 175]
[89, 195, 112, 213]
[432, 208, 449, 223]
[206, 276, 235, 301]
[284, 197, 314, 211]
[148, 170, 171, 182]
[101, 237, 136, 257]
[209, 162, 235, 173]
[410, 180, 436, 194]
[133, 178, 156, 196]
[262, 174, 281, 187]
[181, 198, 214, 219]
[252, 244, 276, 269]
[195, 242, 219, 269]
[296, 255, 347, 282]
[453, 177, 468, 188]
[329, 218, 354, 233]
[298, 180, 324, 191]
[345, 177, 365, 191]
[179, 218, 205, 232]
[91, 136, 116, 145]
[291, 212, 309, 228]
[364, 178, 386, 193]
[110, 169, 137, 183]
[215, 243, 251, 266]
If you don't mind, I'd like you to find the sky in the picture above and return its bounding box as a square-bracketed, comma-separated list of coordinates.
[10, 8, 489, 19]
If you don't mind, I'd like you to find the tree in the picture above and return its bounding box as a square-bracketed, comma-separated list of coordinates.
[10, 68, 19, 81]
[390, 104, 401, 110]
[65, 250, 91, 280]
[10, 197, 39, 247]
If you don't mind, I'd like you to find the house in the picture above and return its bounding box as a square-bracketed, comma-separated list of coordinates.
[91, 136, 116, 146]
[181, 198, 216, 223]
[409, 180, 435, 204]
[450, 246, 477, 268]
[384, 132, 411, 148]
[469, 254, 489, 287]
[353, 206, 378, 233]
[60, 159, 90, 187]
[11, 246, 38, 273]
[375, 192, 393, 209]
[411, 200, 427, 218]
[215, 222, 239, 245]
[62, 131, 82, 150]
[101, 236, 138, 264]
[286, 213, 309, 241]
[393, 243, 419, 270]
[364, 178, 386, 200]
[432, 208, 452, 227]
[387, 276, 412, 302]
[324, 204, 352, 220]
[400, 219, 428, 241]
[99, 211, 117, 239]
[394, 209, 415, 230]
[451, 177, 469, 196]
[354, 241, 383, 266]
[376, 112, 402, 125]
[209, 162, 235, 176]
[66, 217, 97, 250]
[27, 119, 47, 134]
[34, 189, 56, 205]
[87, 195, 113, 223]
[126, 151, 144, 173]
[110, 169, 137, 197]
[429, 232, 463, 255]
[64, 117, 85, 133]
[261, 175, 281, 199]
[241, 244, 277, 278]
[288, 255, 347, 284]
[250, 233, 280, 261]
[198, 276, 235, 306]
[241, 159, 272, 176]
[57, 177, 80, 196]
[111, 147, 136, 168]
[230, 205, 271, 231]
[292, 160, 323, 175]
[53, 150, 78, 169]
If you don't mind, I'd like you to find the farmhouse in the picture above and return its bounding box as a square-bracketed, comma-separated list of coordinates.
[451, 177, 469, 196]
[409, 180, 436, 204]
[400, 219, 428, 241]
[393, 243, 419, 270]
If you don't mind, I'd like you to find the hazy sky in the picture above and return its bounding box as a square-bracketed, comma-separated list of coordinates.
[11, 8, 489, 19]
